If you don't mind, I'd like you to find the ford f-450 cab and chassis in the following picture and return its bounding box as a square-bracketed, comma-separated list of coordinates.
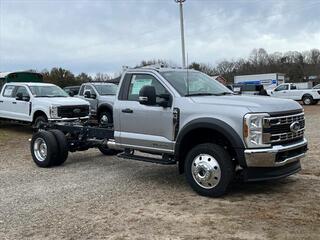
[30, 67, 308, 197]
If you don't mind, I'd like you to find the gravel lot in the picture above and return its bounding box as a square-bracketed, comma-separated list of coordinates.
[1, 105, 319, 240]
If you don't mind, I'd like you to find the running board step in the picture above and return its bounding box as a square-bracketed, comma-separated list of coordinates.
[117, 153, 176, 165]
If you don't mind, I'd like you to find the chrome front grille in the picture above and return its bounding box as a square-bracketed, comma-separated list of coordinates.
[263, 112, 305, 144]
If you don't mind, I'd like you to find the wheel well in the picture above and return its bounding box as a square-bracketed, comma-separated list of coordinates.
[33, 111, 47, 123]
[97, 105, 113, 118]
[177, 128, 238, 174]
[302, 94, 313, 100]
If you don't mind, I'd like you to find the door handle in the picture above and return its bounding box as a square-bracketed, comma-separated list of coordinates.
[122, 108, 133, 113]
[0, 100, 3, 103]
[12, 102, 17, 104]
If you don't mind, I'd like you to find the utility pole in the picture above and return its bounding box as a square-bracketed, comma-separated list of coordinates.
[175, 0, 186, 68]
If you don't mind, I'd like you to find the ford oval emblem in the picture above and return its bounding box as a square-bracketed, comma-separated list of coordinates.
[290, 121, 300, 133]
[73, 108, 81, 114]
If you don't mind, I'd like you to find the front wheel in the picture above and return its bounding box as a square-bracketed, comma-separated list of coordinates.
[185, 143, 234, 197]
[302, 95, 313, 105]
[33, 115, 48, 129]
[99, 111, 112, 126]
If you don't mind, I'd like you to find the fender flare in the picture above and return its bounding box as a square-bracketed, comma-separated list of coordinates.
[301, 93, 313, 100]
[175, 118, 247, 167]
[97, 103, 113, 117]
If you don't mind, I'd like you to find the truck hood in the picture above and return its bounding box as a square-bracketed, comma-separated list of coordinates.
[34, 97, 89, 106]
[190, 95, 302, 113]
[98, 95, 115, 104]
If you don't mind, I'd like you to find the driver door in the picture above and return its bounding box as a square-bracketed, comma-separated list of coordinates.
[117, 73, 175, 153]
[12, 86, 31, 121]
[271, 84, 289, 98]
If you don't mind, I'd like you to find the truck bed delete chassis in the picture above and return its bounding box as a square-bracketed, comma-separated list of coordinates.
[40, 122, 114, 152]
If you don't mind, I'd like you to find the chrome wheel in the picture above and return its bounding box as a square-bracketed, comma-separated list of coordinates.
[191, 154, 221, 189]
[100, 114, 109, 125]
[34, 138, 47, 162]
[304, 98, 311, 105]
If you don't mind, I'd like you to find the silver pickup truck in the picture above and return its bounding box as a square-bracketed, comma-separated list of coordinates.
[30, 67, 308, 197]
[77, 82, 117, 125]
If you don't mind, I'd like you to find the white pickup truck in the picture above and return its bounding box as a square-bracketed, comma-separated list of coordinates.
[0, 82, 90, 127]
[268, 83, 320, 105]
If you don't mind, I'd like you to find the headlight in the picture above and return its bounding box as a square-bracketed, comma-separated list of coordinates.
[243, 113, 270, 148]
[50, 106, 59, 118]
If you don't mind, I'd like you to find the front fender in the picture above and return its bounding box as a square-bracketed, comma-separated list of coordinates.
[175, 117, 246, 167]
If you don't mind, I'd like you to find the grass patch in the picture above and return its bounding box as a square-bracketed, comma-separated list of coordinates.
[0, 130, 9, 141]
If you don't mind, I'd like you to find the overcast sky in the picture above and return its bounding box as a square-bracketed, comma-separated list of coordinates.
[0, 0, 319, 76]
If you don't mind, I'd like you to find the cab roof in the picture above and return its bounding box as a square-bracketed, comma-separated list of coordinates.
[6, 82, 55, 87]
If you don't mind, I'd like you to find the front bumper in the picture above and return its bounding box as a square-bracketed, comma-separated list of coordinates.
[244, 138, 308, 167]
[242, 138, 308, 181]
[48, 116, 89, 122]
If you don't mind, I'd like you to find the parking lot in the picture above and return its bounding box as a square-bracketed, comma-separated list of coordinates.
[0, 105, 319, 240]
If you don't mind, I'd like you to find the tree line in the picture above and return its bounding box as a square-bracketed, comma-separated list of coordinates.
[188, 48, 320, 83]
[37, 48, 320, 87]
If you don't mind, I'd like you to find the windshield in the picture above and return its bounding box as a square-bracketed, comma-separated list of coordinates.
[160, 71, 233, 96]
[313, 84, 320, 89]
[93, 84, 117, 95]
[29, 85, 69, 97]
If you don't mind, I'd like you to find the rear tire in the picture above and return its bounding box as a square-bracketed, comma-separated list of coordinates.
[31, 131, 59, 167]
[49, 129, 69, 166]
[302, 95, 313, 105]
[185, 143, 234, 197]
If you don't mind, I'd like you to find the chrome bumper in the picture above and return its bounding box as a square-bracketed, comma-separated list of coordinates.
[48, 116, 89, 122]
[244, 138, 308, 167]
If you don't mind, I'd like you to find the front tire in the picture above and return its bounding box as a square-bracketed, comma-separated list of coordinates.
[185, 143, 234, 197]
[302, 95, 313, 105]
[31, 131, 59, 167]
[33, 115, 48, 129]
[99, 111, 112, 126]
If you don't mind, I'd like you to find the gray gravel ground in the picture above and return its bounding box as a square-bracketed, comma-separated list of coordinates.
[0, 105, 319, 240]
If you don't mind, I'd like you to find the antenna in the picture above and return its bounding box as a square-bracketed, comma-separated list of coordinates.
[186, 52, 189, 96]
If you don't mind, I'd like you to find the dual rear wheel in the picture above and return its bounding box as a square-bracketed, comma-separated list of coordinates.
[31, 130, 68, 167]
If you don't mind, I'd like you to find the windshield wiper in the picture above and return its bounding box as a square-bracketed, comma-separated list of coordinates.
[35, 95, 67, 98]
[214, 92, 234, 96]
[185, 93, 216, 97]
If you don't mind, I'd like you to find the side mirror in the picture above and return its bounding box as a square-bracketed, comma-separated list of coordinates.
[68, 91, 75, 97]
[139, 85, 156, 106]
[157, 93, 171, 108]
[23, 96, 30, 102]
[16, 92, 23, 101]
[84, 91, 91, 98]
